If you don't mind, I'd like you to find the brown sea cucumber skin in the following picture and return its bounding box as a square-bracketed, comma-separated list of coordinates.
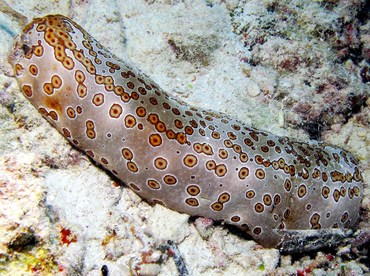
[9, 15, 363, 248]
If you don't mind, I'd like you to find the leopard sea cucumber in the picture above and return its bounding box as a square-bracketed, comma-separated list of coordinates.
[9, 15, 363, 249]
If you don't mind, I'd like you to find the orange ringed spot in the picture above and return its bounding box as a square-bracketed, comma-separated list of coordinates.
[154, 157, 168, 170]
[22, 85, 33, 97]
[109, 103, 123, 118]
[149, 134, 162, 147]
[92, 93, 104, 106]
[183, 154, 198, 168]
[121, 148, 133, 160]
[51, 75, 62, 88]
[124, 114, 137, 128]
[255, 169, 265, 179]
[163, 175, 177, 185]
[147, 179, 160, 190]
[186, 185, 200, 196]
[185, 198, 199, 207]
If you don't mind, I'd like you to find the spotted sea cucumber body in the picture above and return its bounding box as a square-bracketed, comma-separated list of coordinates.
[10, 15, 363, 248]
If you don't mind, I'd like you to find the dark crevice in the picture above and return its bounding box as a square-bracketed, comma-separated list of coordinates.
[302, 120, 327, 141]
[8, 228, 38, 252]
[358, 1, 370, 24]
[301, 93, 367, 140]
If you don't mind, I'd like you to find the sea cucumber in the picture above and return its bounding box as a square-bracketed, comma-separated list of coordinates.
[9, 15, 363, 249]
